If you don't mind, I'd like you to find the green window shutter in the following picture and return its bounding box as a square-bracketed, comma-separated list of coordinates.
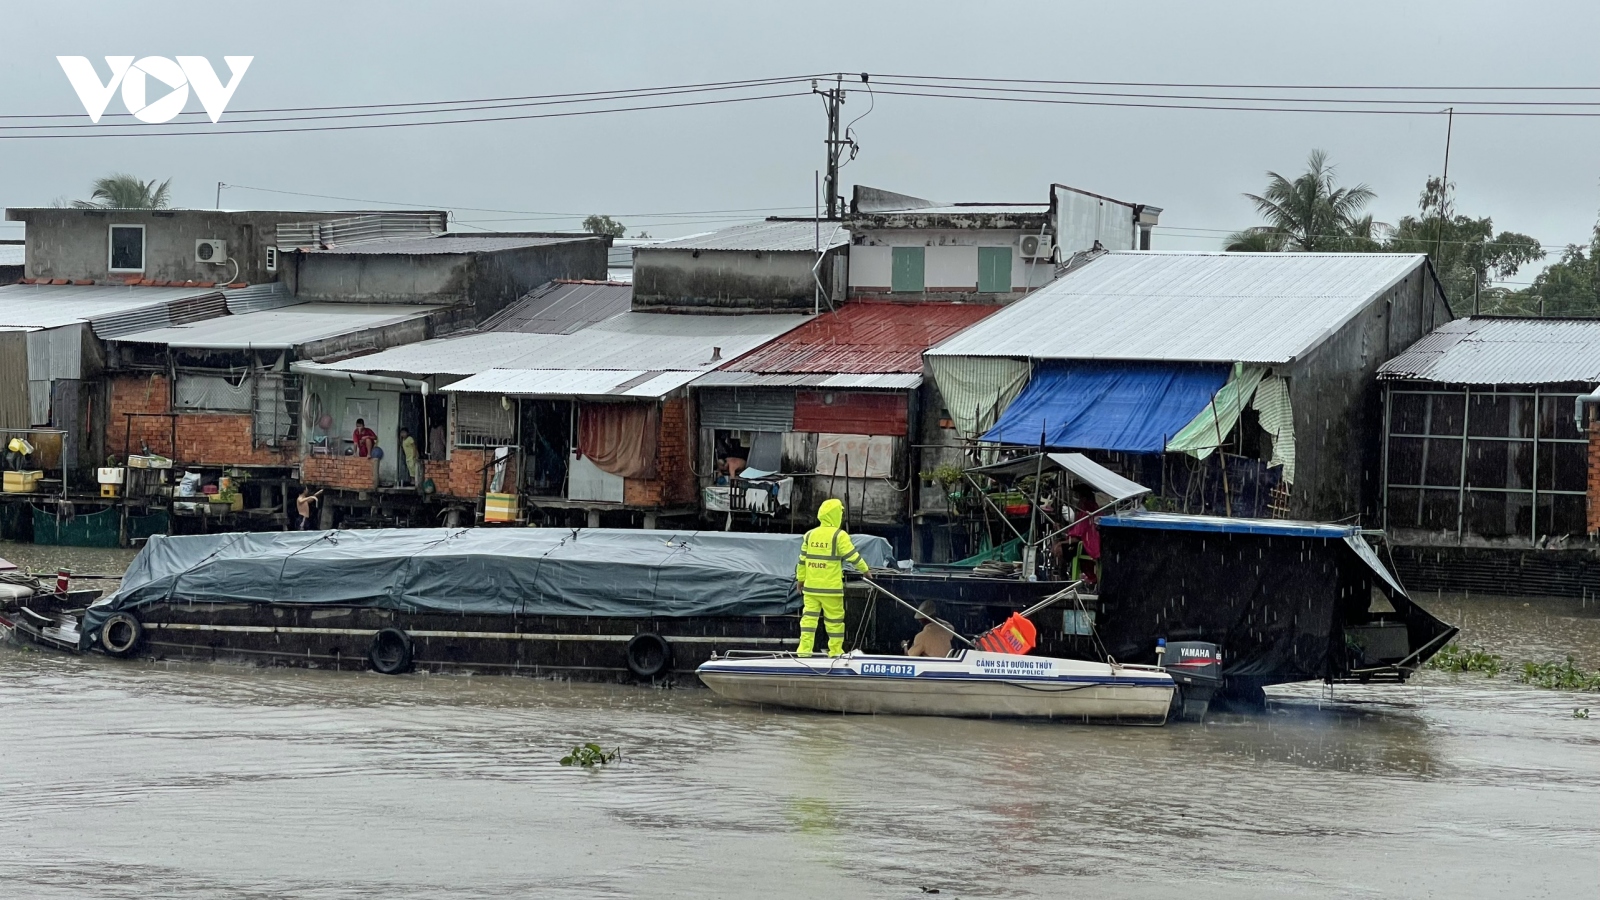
[891, 246, 925, 293]
[978, 246, 1012, 293]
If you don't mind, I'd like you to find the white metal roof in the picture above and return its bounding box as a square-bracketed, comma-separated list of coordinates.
[645, 221, 848, 253]
[311, 311, 808, 378]
[0, 283, 227, 330]
[1378, 317, 1600, 385]
[927, 251, 1430, 365]
[111, 303, 439, 349]
[441, 368, 702, 399]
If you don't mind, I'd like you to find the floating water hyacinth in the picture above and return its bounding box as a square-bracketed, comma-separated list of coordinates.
[560, 743, 621, 768]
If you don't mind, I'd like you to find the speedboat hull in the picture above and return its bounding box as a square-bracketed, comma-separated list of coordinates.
[697, 650, 1174, 724]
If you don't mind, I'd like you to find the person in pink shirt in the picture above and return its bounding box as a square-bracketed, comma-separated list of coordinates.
[1057, 484, 1102, 584]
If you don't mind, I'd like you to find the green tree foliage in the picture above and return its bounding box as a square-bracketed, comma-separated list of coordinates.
[582, 214, 626, 238]
[1488, 226, 1600, 316]
[1225, 149, 1377, 252]
[1388, 177, 1543, 311]
[72, 173, 173, 209]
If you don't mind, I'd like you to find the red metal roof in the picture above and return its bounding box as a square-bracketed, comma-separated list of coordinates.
[724, 301, 1000, 374]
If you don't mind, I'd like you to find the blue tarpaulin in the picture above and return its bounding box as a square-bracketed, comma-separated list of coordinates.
[981, 361, 1229, 452]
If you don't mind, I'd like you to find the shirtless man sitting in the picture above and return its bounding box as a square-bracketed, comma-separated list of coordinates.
[903, 600, 955, 658]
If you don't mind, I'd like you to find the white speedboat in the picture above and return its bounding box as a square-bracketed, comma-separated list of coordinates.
[696, 649, 1175, 724]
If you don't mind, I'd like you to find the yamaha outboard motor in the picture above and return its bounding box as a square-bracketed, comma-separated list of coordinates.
[1162, 640, 1222, 721]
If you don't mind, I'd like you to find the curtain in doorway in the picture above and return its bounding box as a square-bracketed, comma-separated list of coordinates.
[577, 402, 658, 479]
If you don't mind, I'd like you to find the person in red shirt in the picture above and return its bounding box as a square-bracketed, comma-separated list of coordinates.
[352, 418, 378, 458]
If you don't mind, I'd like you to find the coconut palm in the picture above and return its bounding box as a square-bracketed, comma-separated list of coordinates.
[1239, 150, 1377, 252]
[71, 174, 173, 210]
[1224, 227, 1287, 252]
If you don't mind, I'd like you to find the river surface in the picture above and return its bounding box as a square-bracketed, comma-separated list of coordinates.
[1, 541, 1597, 898]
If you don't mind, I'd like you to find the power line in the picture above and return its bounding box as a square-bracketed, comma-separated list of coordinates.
[0, 73, 827, 121]
[0, 79, 817, 131]
[0, 91, 809, 140]
[866, 79, 1600, 108]
[863, 86, 1600, 118]
[872, 73, 1600, 92]
[219, 183, 814, 218]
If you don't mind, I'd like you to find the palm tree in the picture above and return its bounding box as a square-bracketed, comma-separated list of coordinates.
[1238, 150, 1377, 252]
[72, 174, 173, 209]
[1224, 227, 1287, 252]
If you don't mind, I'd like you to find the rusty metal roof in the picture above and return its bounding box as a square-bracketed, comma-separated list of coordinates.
[1378, 317, 1600, 385]
[478, 280, 632, 335]
[725, 301, 1001, 374]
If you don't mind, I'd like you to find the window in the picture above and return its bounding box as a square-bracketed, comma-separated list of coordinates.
[978, 246, 1012, 293]
[265, 246, 279, 273]
[891, 246, 925, 293]
[109, 225, 145, 272]
[454, 394, 516, 447]
[1386, 387, 1587, 539]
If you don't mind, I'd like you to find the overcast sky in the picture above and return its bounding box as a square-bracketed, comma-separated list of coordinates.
[5, 1, 1599, 286]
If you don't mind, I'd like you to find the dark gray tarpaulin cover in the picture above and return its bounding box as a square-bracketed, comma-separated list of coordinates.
[86, 527, 894, 631]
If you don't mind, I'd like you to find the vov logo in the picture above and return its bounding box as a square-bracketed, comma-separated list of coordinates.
[57, 56, 253, 124]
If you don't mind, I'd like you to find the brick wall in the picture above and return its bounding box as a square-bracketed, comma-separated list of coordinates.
[424, 448, 516, 500]
[109, 373, 298, 467]
[622, 397, 694, 508]
[301, 453, 378, 491]
[1588, 420, 1600, 534]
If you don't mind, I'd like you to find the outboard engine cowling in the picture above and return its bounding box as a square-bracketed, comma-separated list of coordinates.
[1164, 641, 1222, 721]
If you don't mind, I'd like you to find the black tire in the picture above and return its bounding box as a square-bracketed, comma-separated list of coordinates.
[100, 612, 144, 658]
[368, 627, 413, 675]
[625, 632, 672, 680]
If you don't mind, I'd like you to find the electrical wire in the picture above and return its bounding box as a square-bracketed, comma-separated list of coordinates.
[0, 78, 821, 132]
[0, 91, 810, 140]
[0, 73, 829, 120]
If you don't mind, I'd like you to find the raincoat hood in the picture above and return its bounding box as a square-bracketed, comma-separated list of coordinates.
[817, 498, 844, 528]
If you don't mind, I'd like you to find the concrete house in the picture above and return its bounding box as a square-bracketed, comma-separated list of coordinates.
[632, 220, 849, 313]
[845, 184, 1160, 304]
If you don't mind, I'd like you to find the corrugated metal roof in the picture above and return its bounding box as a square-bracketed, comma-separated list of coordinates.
[297, 233, 597, 255]
[275, 212, 446, 250]
[440, 368, 701, 399]
[0, 244, 23, 266]
[1377, 317, 1600, 385]
[882, 204, 1050, 216]
[0, 283, 229, 331]
[224, 281, 300, 315]
[692, 371, 922, 390]
[478, 281, 632, 335]
[312, 311, 808, 378]
[728, 301, 1000, 374]
[110, 303, 438, 350]
[928, 251, 1428, 364]
[645, 220, 848, 253]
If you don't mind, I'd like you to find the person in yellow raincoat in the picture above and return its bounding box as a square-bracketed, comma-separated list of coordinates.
[795, 498, 870, 656]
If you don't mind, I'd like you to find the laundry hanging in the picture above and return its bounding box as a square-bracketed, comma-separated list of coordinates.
[981, 361, 1230, 453]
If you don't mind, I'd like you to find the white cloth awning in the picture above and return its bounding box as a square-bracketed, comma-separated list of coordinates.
[440, 368, 700, 399]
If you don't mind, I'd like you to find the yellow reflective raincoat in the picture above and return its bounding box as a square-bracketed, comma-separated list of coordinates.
[795, 498, 869, 656]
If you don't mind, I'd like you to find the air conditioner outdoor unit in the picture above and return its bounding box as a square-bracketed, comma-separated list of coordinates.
[1018, 234, 1050, 258]
[195, 239, 227, 264]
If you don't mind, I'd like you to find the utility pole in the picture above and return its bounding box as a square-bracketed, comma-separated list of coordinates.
[813, 77, 846, 219]
[216, 182, 225, 209]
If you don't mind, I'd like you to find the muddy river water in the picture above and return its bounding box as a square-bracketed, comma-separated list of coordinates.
[1, 542, 1597, 898]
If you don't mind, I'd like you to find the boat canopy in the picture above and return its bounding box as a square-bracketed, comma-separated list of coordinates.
[85, 527, 895, 631]
[1099, 511, 1406, 597]
[967, 452, 1151, 503]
